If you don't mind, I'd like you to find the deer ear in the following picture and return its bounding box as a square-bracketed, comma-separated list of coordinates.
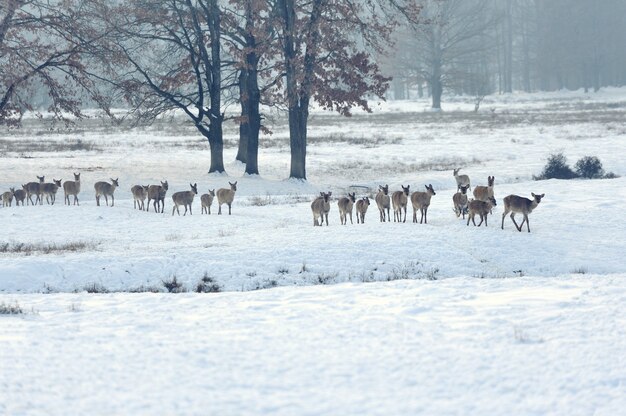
[531, 192, 536, 197]
[541, 193, 545, 198]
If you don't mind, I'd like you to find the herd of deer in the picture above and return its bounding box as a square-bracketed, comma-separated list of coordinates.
[311, 168, 545, 233]
[0, 174, 238, 216]
[1, 168, 543, 232]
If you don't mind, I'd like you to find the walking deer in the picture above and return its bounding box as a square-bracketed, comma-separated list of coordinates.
[311, 192, 332, 226]
[453, 168, 471, 192]
[24, 176, 45, 205]
[217, 181, 237, 215]
[467, 197, 497, 227]
[453, 185, 469, 219]
[41, 179, 62, 205]
[14, 187, 26, 206]
[147, 181, 168, 213]
[131, 185, 150, 211]
[392, 185, 410, 223]
[94, 178, 119, 207]
[2, 188, 14, 207]
[355, 197, 370, 224]
[410, 184, 436, 224]
[201, 189, 215, 214]
[375, 185, 390, 222]
[501, 193, 545, 233]
[63, 173, 81, 205]
[172, 183, 198, 216]
[337, 192, 356, 225]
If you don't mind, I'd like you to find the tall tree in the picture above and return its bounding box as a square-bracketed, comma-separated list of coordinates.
[0, 0, 110, 126]
[94, 0, 229, 173]
[277, 0, 409, 179]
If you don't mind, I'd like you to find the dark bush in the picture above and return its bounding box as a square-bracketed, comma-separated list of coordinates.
[162, 275, 186, 293]
[196, 273, 221, 293]
[575, 156, 604, 179]
[534, 153, 578, 180]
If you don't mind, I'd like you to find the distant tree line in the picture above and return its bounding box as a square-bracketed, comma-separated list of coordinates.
[385, 0, 626, 109]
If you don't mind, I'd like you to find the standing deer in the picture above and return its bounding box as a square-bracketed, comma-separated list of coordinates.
[392, 185, 410, 223]
[355, 197, 370, 224]
[24, 176, 45, 205]
[147, 180, 168, 213]
[217, 181, 237, 215]
[94, 178, 119, 207]
[172, 183, 198, 216]
[41, 179, 62, 205]
[501, 193, 545, 233]
[452, 185, 469, 219]
[337, 192, 356, 225]
[2, 188, 14, 207]
[201, 189, 216, 214]
[473, 176, 495, 213]
[453, 168, 471, 191]
[410, 184, 436, 224]
[14, 187, 26, 206]
[467, 197, 497, 227]
[63, 173, 81, 205]
[311, 191, 332, 226]
[131, 185, 150, 211]
[375, 185, 390, 222]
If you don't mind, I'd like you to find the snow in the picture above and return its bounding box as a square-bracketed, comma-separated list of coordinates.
[1, 89, 626, 414]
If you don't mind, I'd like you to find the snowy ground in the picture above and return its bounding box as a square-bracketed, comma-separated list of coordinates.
[1, 89, 626, 414]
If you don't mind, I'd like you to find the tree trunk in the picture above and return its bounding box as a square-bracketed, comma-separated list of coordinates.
[236, 70, 248, 164]
[244, 57, 261, 176]
[207, 0, 225, 173]
[289, 104, 308, 179]
[504, 0, 513, 93]
[431, 76, 442, 110]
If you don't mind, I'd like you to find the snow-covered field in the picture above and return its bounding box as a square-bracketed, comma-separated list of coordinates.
[1, 89, 626, 414]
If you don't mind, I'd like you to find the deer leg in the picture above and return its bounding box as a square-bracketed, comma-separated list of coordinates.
[510, 213, 522, 231]
[228, 203, 232, 215]
[349, 211, 353, 224]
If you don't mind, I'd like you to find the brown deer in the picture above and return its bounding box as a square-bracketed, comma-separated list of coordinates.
[147, 181, 168, 213]
[171, 183, 198, 216]
[392, 185, 410, 223]
[217, 181, 237, 215]
[453, 168, 471, 192]
[501, 193, 545, 233]
[131, 185, 150, 211]
[63, 173, 81, 205]
[311, 192, 332, 226]
[337, 192, 356, 225]
[41, 179, 62, 205]
[201, 189, 216, 214]
[375, 185, 390, 222]
[94, 178, 119, 207]
[473, 176, 495, 214]
[467, 197, 497, 227]
[24, 175, 45, 205]
[2, 188, 14, 207]
[410, 184, 436, 224]
[14, 187, 26, 206]
[452, 185, 469, 219]
[355, 197, 370, 224]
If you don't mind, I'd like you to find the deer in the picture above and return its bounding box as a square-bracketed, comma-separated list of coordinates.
[453, 168, 471, 192]
[147, 180, 168, 213]
[452, 184, 470, 219]
[201, 189, 216, 214]
[392, 185, 410, 223]
[217, 181, 237, 215]
[24, 175, 45, 205]
[94, 178, 119, 207]
[501, 193, 545, 233]
[41, 179, 62, 205]
[375, 185, 391, 222]
[131, 185, 150, 211]
[311, 191, 332, 226]
[473, 176, 495, 213]
[14, 187, 26, 206]
[2, 188, 14, 207]
[337, 192, 356, 225]
[410, 184, 436, 224]
[172, 183, 198, 216]
[467, 196, 497, 227]
[355, 197, 370, 224]
[63, 173, 81, 205]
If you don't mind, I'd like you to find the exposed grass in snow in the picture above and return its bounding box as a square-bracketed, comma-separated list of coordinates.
[0, 301, 23, 315]
[0, 241, 96, 255]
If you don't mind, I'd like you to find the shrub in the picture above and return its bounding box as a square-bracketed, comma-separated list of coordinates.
[0, 301, 23, 315]
[575, 156, 604, 179]
[196, 273, 221, 293]
[534, 153, 578, 180]
[162, 275, 186, 293]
